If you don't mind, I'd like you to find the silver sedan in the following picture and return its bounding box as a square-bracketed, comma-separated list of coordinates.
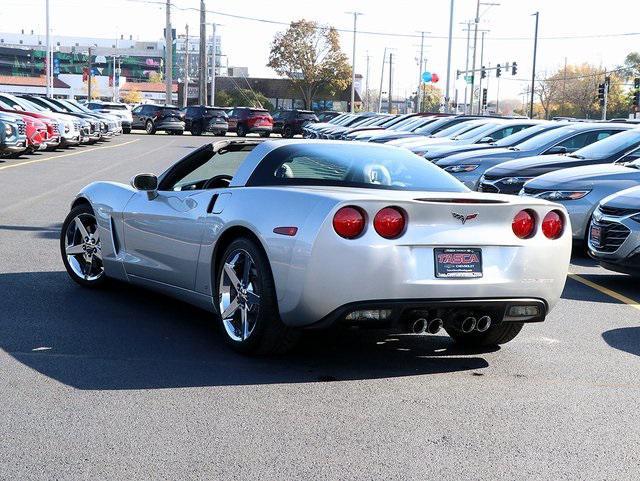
[60, 140, 571, 354]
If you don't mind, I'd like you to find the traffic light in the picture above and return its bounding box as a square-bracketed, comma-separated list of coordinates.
[511, 62, 517, 75]
[634, 91, 640, 108]
[456, 69, 461, 80]
[598, 83, 606, 106]
[481, 66, 486, 79]
[496, 64, 501, 78]
[635, 78, 640, 90]
[482, 88, 488, 108]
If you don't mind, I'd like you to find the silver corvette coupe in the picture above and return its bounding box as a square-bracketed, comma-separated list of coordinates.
[60, 140, 571, 354]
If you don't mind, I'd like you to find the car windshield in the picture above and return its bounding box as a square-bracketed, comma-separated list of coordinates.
[515, 125, 583, 150]
[432, 121, 483, 138]
[102, 104, 128, 110]
[399, 117, 432, 131]
[452, 122, 501, 141]
[573, 129, 640, 160]
[58, 101, 85, 113]
[65, 100, 93, 113]
[493, 123, 558, 147]
[249, 143, 468, 192]
[206, 108, 227, 116]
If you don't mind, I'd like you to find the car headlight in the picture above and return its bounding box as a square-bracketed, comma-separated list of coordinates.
[444, 164, 479, 173]
[501, 176, 534, 185]
[5, 124, 12, 136]
[536, 190, 590, 201]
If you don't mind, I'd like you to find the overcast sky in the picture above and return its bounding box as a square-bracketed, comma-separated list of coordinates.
[2, 0, 638, 104]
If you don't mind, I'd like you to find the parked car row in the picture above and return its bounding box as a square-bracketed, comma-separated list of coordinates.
[319, 112, 640, 276]
[0, 93, 123, 158]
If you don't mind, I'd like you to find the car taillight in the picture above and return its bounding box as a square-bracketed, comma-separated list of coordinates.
[374, 207, 406, 239]
[512, 209, 536, 239]
[542, 210, 563, 239]
[333, 206, 365, 239]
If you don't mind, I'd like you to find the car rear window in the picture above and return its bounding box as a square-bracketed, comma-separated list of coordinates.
[299, 112, 317, 120]
[206, 108, 227, 116]
[103, 104, 128, 110]
[162, 106, 181, 112]
[248, 143, 467, 192]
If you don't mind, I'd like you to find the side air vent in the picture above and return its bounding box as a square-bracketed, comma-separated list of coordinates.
[110, 217, 120, 255]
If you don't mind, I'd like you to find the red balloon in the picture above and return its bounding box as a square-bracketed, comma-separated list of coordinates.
[431, 73, 439, 83]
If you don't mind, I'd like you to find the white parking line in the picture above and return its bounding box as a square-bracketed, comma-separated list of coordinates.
[0, 139, 140, 172]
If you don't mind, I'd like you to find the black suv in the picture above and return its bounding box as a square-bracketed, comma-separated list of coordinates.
[272, 109, 318, 138]
[183, 105, 228, 136]
[131, 104, 185, 134]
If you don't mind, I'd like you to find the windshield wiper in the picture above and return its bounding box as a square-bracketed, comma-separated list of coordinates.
[567, 153, 585, 159]
[508, 146, 520, 151]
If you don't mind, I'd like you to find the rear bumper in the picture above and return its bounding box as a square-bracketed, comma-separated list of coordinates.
[156, 121, 185, 131]
[206, 122, 228, 133]
[309, 297, 548, 329]
[247, 125, 272, 133]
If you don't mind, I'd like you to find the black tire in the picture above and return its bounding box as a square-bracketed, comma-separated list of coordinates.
[219, 131, 227, 136]
[123, 127, 131, 134]
[282, 126, 293, 138]
[191, 123, 203, 136]
[260, 131, 271, 138]
[60, 203, 106, 288]
[446, 322, 524, 348]
[215, 237, 300, 355]
[236, 124, 247, 137]
[145, 120, 156, 135]
[175, 130, 184, 135]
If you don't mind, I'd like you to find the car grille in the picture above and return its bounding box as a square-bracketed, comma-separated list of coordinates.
[591, 219, 631, 253]
[17, 121, 26, 136]
[478, 182, 499, 193]
[598, 205, 640, 217]
[73, 120, 81, 131]
[52, 123, 60, 135]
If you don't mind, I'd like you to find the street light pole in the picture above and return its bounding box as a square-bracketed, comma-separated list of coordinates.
[462, 22, 471, 114]
[469, 0, 480, 115]
[477, 31, 486, 114]
[165, 0, 173, 105]
[416, 31, 425, 112]
[378, 47, 387, 113]
[529, 11, 539, 118]
[45, 0, 51, 96]
[365, 51, 370, 111]
[183, 24, 189, 108]
[87, 46, 93, 100]
[444, 0, 455, 113]
[210, 22, 216, 106]
[346, 12, 362, 113]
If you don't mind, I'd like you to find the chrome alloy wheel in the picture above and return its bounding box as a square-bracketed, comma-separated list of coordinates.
[218, 249, 261, 342]
[63, 213, 103, 281]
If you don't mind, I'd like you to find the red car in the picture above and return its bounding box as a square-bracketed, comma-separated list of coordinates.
[227, 107, 273, 137]
[0, 102, 58, 151]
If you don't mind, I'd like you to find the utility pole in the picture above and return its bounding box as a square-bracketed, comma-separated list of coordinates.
[87, 46, 93, 100]
[183, 24, 189, 108]
[495, 69, 501, 114]
[388, 52, 393, 114]
[378, 47, 387, 113]
[45, 0, 51, 96]
[417, 31, 425, 112]
[477, 31, 486, 114]
[560, 57, 567, 117]
[198, 0, 207, 105]
[365, 51, 370, 111]
[602, 71, 609, 121]
[346, 12, 362, 113]
[529, 11, 539, 118]
[470, 0, 481, 115]
[462, 21, 471, 114]
[165, 0, 173, 104]
[112, 38, 118, 101]
[210, 23, 217, 106]
[444, 0, 455, 112]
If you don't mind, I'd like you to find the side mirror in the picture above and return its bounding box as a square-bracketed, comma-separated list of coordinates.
[545, 145, 568, 155]
[479, 136, 494, 144]
[131, 173, 158, 199]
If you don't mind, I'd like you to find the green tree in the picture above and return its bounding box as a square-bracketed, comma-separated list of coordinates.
[267, 19, 352, 109]
[419, 84, 443, 112]
[215, 88, 274, 111]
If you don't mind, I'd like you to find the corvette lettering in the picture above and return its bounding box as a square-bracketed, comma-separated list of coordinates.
[437, 253, 480, 264]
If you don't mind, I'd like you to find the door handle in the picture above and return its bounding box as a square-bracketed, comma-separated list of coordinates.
[206, 194, 219, 214]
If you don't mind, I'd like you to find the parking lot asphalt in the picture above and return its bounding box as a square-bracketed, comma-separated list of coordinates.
[1, 133, 639, 480]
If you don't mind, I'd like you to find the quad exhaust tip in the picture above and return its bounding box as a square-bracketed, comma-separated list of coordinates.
[411, 318, 428, 334]
[476, 315, 492, 333]
[427, 318, 443, 335]
[461, 317, 477, 334]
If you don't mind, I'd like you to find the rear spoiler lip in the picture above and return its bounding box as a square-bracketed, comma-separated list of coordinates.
[414, 198, 509, 204]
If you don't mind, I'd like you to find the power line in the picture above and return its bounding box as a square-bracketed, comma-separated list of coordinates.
[122, 0, 640, 42]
